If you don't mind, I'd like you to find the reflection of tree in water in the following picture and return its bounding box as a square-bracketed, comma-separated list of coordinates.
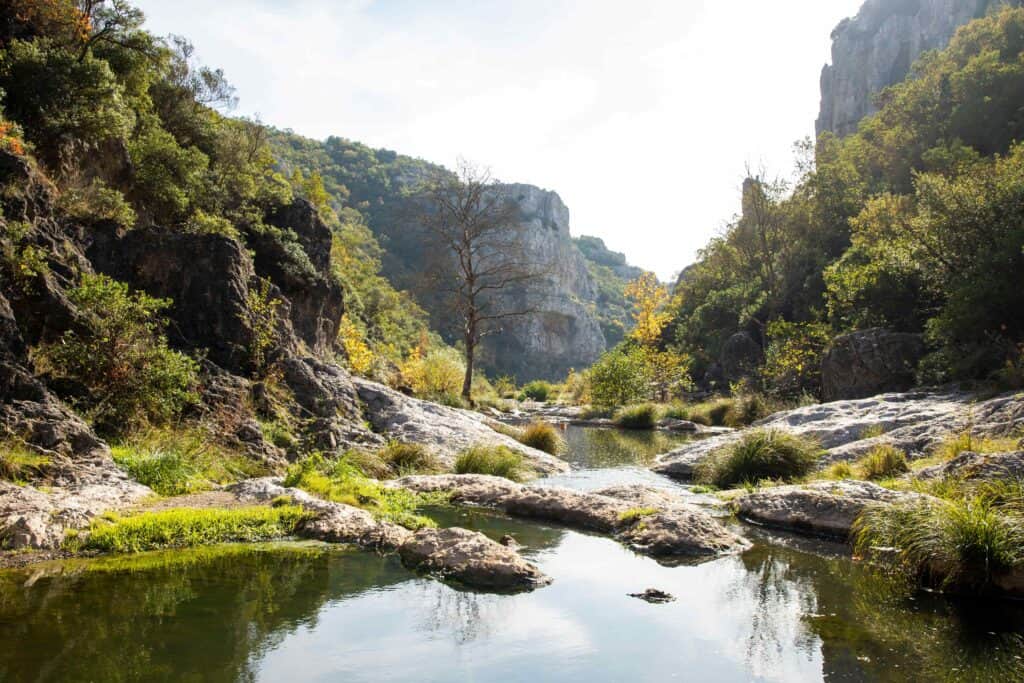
[0, 544, 407, 682]
[723, 545, 819, 678]
[413, 583, 509, 645]
[563, 427, 690, 468]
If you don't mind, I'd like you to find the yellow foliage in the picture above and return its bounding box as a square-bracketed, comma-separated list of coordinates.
[339, 314, 374, 375]
[399, 348, 464, 397]
[624, 272, 671, 346]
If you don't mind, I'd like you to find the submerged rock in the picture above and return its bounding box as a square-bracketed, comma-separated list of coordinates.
[391, 475, 749, 561]
[628, 588, 675, 604]
[734, 480, 930, 540]
[399, 527, 551, 591]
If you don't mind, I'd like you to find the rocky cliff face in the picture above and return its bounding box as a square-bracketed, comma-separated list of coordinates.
[476, 184, 606, 382]
[817, 0, 1020, 137]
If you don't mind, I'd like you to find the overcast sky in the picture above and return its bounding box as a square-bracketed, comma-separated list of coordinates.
[134, 0, 865, 280]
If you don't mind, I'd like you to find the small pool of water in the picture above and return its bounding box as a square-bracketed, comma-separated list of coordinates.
[2, 426, 1022, 682]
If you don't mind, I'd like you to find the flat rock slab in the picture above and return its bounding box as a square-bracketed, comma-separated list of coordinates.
[734, 480, 930, 540]
[654, 390, 1024, 479]
[232, 478, 548, 591]
[399, 527, 551, 591]
[915, 451, 1024, 482]
[353, 378, 569, 475]
[392, 474, 749, 560]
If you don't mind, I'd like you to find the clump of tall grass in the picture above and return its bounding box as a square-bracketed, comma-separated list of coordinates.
[111, 427, 266, 496]
[377, 441, 441, 476]
[283, 454, 440, 529]
[517, 421, 566, 455]
[857, 445, 910, 480]
[454, 444, 534, 482]
[66, 506, 309, 554]
[696, 429, 823, 488]
[854, 493, 1024, 593]
[933, 430, 1020, 462]
[0, 441, 50, 483]
[614, 404, 660, 430]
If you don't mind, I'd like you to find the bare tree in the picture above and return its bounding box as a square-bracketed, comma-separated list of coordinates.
[416, 160, 549, 402]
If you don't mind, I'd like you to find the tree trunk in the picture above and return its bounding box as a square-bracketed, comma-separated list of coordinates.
[462, 334, 475, 403]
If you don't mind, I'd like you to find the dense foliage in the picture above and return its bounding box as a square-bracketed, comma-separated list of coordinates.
[666, 7, 1024, 389]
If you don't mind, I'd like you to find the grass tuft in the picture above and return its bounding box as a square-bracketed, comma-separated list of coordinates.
[857, 445, 910, 480]
[377, 441, 440, 476]
[618, 507, 658, 523]
[696, 429, 823, 488]
[67, 506, 309, 554]
[517, 421, 566, 455]
[614, 404, 660, 430]
[0, 441, 51, 483]
[454, 444, 534, 482]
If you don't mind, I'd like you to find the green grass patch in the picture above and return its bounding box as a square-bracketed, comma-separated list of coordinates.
[66, 506, 309, 554]
[454, 444, 535, 482]
[111, 427, 267, 496]
[618, 507, 658, 523]
[932, 431, 1020, 463]
[377, 441, 441, 476]
[857, 445, 910, 480]
[696, 429, 823, 488]
[0, 441, 51, 483]
[614, 404, 661, 430]
[283, 454, 441, 529]
[517, 421, 566, 455]
[854, 493, 1024, 593]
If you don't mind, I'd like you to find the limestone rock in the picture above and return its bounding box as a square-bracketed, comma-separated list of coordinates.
[817, 0, 1021, 137]
[916, 450, 1024, 481]
[398, 527, 551, 591]
[821, 328, 924, 401]
[620, 507, 750, 558]
[734, 480, 930, 539]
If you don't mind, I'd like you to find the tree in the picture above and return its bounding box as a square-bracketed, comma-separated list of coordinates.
[624, 272, 670, 346]
[416, 160, 549, 401]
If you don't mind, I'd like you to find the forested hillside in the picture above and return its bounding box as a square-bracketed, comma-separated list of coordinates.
[662, 6, 1024, 395]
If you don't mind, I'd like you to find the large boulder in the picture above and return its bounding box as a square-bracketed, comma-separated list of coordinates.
[720, 331, 763, 384]
[734, 480, 931, 539]
[821, 328, 925, 401]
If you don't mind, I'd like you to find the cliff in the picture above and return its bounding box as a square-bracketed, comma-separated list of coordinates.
[817, 0, 1020, 137]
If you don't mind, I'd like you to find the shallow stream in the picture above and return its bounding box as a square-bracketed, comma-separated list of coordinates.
[2, 427, 1022, 682]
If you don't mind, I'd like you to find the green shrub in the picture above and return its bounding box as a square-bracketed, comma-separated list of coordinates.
[111, 428, 265, 496]
[517, 421, 566, 455]
[614, 404, 660, 430]
[68, 506, 308, 554]
[857, 445, 910, 480]
[588, 346, 651, 407]
[378, 441, 440, 475]
[283, 454, 440, 529]
[454, 444, 534, 482]
[521, 380, 555, 402]
[33, 273, 199, 435]
[854, 496, 1024, 592]
[696, 429, 823, 487]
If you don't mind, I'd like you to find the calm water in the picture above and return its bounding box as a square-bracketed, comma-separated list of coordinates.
[2, 428, 1023, 682]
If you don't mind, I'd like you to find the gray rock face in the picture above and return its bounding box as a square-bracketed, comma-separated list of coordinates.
[353, 378, 570, 475]
[821, 328, 925, 401]
[817, 0, 1020, 137]
[391, 474, 749, 560]
[720, 331, 764, 385]
[477, 184, 606, 381]
[734, 480, 931, 539]
[916, 450, 1024, 481]
[654, 389, 1024, 478]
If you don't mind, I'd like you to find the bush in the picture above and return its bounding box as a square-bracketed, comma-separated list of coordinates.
[68, 506, 308, 554]
[854, 496, 1024, 592]
[34, 274, 199, 435]
[378, 441, 440, 475]
[521, 380, 555, 402]
[614, 404, 660, 430]
[454, 444, 534, 482]
[588, 345, 651, 407]
[111, 428, 265, 496]
[517, 421, 566, 455]
[857, 445, 910, 480]
[696, 429, 823, 487]
[400, 347, 464, 402]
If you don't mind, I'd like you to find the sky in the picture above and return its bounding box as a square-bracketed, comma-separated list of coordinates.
[134, 0, 865, 281]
